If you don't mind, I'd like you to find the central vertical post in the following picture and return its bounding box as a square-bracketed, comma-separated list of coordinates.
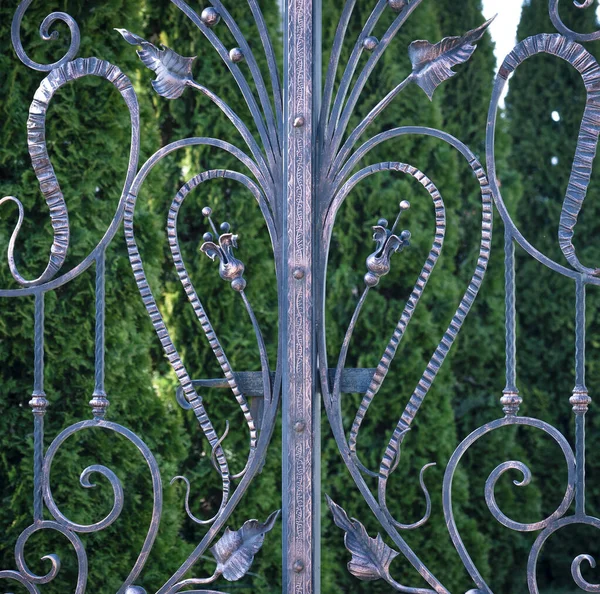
[283, 0, 321, 587]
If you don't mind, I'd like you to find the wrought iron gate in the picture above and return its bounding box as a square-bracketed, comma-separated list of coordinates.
[1, 0, 600, 592]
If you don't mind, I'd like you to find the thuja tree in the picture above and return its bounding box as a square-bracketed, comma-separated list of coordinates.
[435, 1, 538, 590]
[0, 1, 189, 592]
[505, 0, 600, 590]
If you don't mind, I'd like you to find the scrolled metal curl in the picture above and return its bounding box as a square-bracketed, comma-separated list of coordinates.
[0, 570, 41, 593]
[484, 459, 574, 532]
[572, 554, 600, 592]
[527, 516, 600, 593]
[11, 1, 81, 71]
[41, 420, 162, 592]
[443, 416, 576, 593]
[549, 0, 600, 43]
[15, 520, 87, 593]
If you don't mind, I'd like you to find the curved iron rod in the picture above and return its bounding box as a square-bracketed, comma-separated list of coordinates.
[240, 290, 273, 406]
[246, 0, 283, 141]
[0, 58, 140, 298]
[319, 0, 366, 149]
[487, 34, 600, 281]
[323, 0, 392, 146]
[188, 81, 274, 189]
[378, 149, 491, 484]
[330, 75, 413, 178]
[204, 0, 282, 153]
[170, 0, 280, 175]
[443, 417, 576, 594]
[11, 0, 80, 71]
[167, 170, 260, 459]
[323, 0, 425, 175]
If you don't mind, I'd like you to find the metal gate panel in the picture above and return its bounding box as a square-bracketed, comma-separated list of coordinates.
[1, 0, 600, 592]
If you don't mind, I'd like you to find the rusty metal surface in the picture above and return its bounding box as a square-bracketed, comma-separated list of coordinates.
[1, 0, 599, 592]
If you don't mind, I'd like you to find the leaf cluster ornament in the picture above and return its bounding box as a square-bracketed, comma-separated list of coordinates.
[409, 17, 494, 100]
[326, 495, 399, 582]
[116, 29, 196, 99]
[210, 510, 280, 581]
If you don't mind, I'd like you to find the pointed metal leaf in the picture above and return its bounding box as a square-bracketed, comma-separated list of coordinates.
[210, 510, 280, 581]
[327, 496, 399, 582]
[200, 241, 221, 261]
[116, 28, 195, 99]
[409, 17, 494, 100]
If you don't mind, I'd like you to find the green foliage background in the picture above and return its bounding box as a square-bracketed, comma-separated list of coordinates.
[0, 0, 598, 593]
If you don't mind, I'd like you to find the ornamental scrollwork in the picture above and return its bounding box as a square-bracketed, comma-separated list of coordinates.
[2, 0, 600, 592]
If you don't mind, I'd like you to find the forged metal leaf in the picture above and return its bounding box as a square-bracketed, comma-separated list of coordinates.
[116, 28, 195, 99]
[409, 17, 494, 100]
[372, 225, 389, 250]
[326, 495, 398, 582]
[200, 241, 221, 261]
[210, 510, 280, 581]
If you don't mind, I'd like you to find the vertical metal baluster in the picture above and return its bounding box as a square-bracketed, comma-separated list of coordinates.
[283, 0, 321, 587]
[501, 230, 522, 416]
[571, 275, 590, 517]
[30, 291, 48, 522]
[90, 248, 110, 419]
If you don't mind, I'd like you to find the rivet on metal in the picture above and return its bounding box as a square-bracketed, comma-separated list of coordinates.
[293, 267, 305, 280]
[294, 420, 306, 433]
[388, 0, 408, 11]
[292, 115, 305, 128]
[362, 36, 379, 51]
[293, 560, 305, 573]
[200, 7, 220, 27]
[229, 47, 244, 63]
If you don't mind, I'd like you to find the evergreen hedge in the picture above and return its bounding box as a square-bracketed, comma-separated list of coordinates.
[3, 1, 594, 593]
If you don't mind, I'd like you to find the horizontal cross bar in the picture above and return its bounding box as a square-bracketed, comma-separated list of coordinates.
[175, 368, 375, 405]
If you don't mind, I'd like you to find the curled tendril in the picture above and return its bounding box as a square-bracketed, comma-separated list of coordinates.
[44, 459, 124, 533]
[170, 476, 221, 526]
[528, 516, 600, 593]
[208, 420, 248, 481]
[15, 521, 87, 593]
[572, 554, 600, 592]
[485, 458, 574, 532]
[11, 2, 81, 71]
[379, 461, 436, 531]
[42, 420, 162, 592]
[0, 570, 40, 593]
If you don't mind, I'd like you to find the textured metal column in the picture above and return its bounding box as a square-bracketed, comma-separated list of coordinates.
[283, 0, 320, 588]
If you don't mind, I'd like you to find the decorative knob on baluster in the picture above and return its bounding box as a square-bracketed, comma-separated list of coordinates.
[200, 206, 247, 291]
[364, 201, 411, 287]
